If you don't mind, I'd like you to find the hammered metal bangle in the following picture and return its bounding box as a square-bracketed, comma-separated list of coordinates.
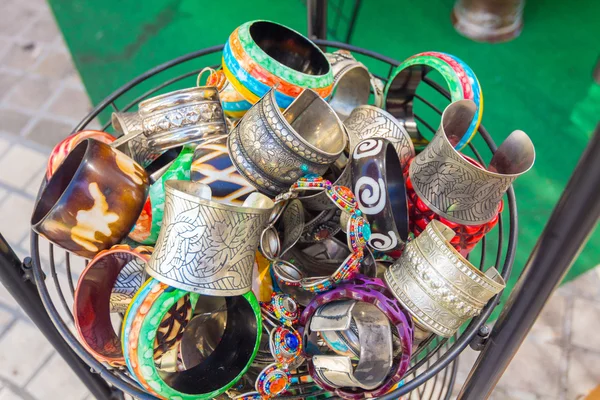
[409, 100, 535, 225]
[344, 105, 415, 170]
[326, 50, 372, 121]
[308, 299, 394, 390]
[300, 276, 413, 399]
[384, 220, 506, 337]
[384, 51, 483, 150]
[146, 180, 274, 296]
[228, 88, 346, 196]
[351, 138, 409, 253]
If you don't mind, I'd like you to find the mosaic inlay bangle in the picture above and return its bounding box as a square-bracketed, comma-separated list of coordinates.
[384, 51, 483, 150]
[351, 138, 409, 253]
[146, 180, 274, 296]
[228, 88, 346, 196]
[73, 244, 151, 366]
[409, 100, 535, 225]
[190, 135, 256, 206]
[299, 276, 413, 399]
[31, 139, 149, 258]
[344, 105, 415, 170]
[46, 130, 115, 180]
[126, 279, 261, 399]
[223, 20, 334, 108]
[326, 50, 372, 121]
[384, 220, 506, 337]
[263, 175, 371, 293]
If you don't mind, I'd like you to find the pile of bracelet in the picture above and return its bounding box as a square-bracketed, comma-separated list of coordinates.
[30, 19, 535, 399]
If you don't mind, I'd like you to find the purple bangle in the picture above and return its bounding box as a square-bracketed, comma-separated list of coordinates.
[299, 275, 413, 399]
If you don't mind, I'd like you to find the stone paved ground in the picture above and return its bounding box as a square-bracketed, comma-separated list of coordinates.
[0, 0, 598, 399]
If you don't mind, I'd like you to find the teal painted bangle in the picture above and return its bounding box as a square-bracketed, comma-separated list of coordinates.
[237, 20, 334, 90]
[134, 284, 262, 399]
[383, 51, 483, 150]
[129, 145, 194, 245]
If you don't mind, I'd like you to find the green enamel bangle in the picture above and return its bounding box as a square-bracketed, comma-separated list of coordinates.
[128, 145, 194, 244]
[135, 283, 262, 399]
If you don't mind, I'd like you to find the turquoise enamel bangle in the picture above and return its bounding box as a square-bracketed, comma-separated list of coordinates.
[384, 51, 483, 150]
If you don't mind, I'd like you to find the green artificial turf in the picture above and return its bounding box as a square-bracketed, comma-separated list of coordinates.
[48, 0, 600, 307]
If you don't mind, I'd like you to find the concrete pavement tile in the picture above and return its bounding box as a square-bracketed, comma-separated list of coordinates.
[495, 335, 564, 398]
[527, 291, 566, 346]
[27, 353, 90, 400]
[0, 0, 36, 36]
[567, 347, 600, 400]
[570, 298, 600, 352]
[558, 268, 600, 301]
[0, 321, 54, 385]
[0, 144, 48, 190]
[0, 193, 35, 247]
[0, 386, 26, 400]
[3, 75, 58, 110]
[34, 50, 76, 81]
[24, 118, 72, 148]
[0, 42, 42, 72]
[0, 109, 31, 135]
[0, 71, 22, 102]
[47, 87, 92, 121]
[21, 17, 60, 44]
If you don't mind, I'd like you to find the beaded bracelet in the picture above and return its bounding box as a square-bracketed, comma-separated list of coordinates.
[261, 174, 371, 293]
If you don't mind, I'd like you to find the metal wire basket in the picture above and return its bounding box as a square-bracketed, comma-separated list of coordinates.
[29, 40, 517, 399]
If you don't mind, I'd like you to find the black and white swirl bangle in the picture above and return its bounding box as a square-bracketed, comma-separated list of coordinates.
[351, 138, 409, 253]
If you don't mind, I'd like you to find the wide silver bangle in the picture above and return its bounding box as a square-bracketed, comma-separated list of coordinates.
[228, 88, 346, 196]
[146, 180, 274, 296]
[409, 100, 535, 224]
[384, 220, 506, 337]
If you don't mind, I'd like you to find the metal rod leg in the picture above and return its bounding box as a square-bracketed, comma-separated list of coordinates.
[0, 233, 119, 400]
[307, 0, 328, 44]
[459, 124, 600, 399]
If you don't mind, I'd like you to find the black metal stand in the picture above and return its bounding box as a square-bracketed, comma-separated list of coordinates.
[459, 124, 600, 399]
[0, 233, 120, 400]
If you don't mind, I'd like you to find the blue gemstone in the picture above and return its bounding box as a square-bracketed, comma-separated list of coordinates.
[363, 224, 371, 241]
[301, 164, 309, 172]
[355, 209, 362, 216]
[285, 333, 299, 350]
[304, 172, 318, 179]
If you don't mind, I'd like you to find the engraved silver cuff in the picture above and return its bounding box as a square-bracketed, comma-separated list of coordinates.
[228, 88, 346, 196]
[384, 220, 506, 337]
[139, 86, 227, 150]
[409, 100, 535, 224]
[146, 180, 274, 296]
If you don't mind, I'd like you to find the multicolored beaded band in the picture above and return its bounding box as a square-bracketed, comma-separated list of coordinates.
[270, 325, 303, 366]
[267, 175, 370, 293]
[255, 363, 292, 398]
[384, 51, 483, 150]
[271, 292, 299, 326]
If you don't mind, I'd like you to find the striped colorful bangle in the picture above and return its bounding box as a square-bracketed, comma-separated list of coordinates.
[384, 51, 483, 150]
[223, 20, 334, 108]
